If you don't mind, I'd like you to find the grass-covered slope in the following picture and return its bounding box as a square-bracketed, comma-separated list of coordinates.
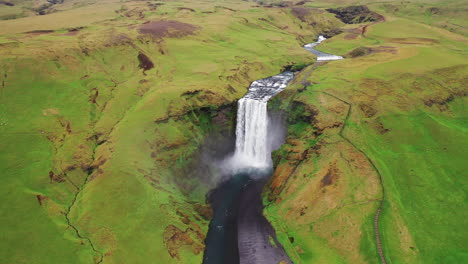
[265, 1, 467, 263]
[0, 0, 343, 263]
[1, 0, 466, 263]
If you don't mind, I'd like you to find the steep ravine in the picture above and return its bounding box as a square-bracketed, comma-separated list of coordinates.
[203, 72, 294, 264]
[203, 36, 351, 264]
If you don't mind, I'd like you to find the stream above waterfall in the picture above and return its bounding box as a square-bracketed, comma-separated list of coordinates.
[304, 35, 344, 61]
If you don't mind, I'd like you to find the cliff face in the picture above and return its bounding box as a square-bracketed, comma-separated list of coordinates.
[326, 5, 383, 24]
[0, 1, 342, 263]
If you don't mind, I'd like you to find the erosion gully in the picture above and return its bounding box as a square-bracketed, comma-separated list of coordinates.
[203, 36, 343, 264]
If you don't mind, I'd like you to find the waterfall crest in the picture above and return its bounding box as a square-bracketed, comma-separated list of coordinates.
[228, 71, 293, 171]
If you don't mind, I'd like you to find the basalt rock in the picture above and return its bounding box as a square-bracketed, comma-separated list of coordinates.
[326, 5, 382, 24]
[137, 52, 154, 72]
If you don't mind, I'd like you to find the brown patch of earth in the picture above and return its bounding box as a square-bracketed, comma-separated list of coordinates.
[268, 162, 298, 202]
[147, 2, 163, 11]
[388, 37, 439, 45]
[176, 210, 191, 225]
[138, 20, 198, 38]
[89, 88, 98, 104]
[371, 46, 398, 54]
[137, 52, 154, 72]
[347, 47, 371, 58]
[320, 163, 339, 187]
[24, 30, 54, 36]
[326, 5, 383, 24]
[42, 108, 60, 116]
[0, 1, 14, 6]
[343, 28, 361, 40]
[163, 225, 204, 259]
[36, 195, 48, 205]
[295, 1, 309, 6]
[60, 27, 85, 36]
[347, 46, 397, 58]
[178, 7, 195, 12]
[49, 171, 65, 183]
[359, 78, 393, 95]
[344, 33, 358, 40]
[193, 203, 213, 220]
[424, 94, 454, 111]
[291, 7, 311, 22]
[321, 28, 343, 38]
[214, 6, 237, 12]
[359, 103, 377, 118]
[372, 118, 391, 134]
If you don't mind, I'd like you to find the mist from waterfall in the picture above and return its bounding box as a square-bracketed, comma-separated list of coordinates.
[222, 71, 293, 175]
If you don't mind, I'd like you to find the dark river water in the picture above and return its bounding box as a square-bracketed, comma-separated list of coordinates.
[203, 171, 290, 264]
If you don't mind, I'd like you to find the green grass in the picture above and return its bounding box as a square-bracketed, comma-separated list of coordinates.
[265, 4, 467, 263]
[356, 109, 467, 263]
[1, 0, 466, 263]
[0, 1, 340, 263]
[0, 134, 95, 263]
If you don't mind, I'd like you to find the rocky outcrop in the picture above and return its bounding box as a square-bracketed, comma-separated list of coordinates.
[326, 6, 383, 24]
[0, 1, 14, 6]
[137, 52, 154, 72]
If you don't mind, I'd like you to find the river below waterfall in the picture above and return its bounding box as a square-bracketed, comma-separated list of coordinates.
[203, 35, 341, 264]
[203, 173, 290, 264]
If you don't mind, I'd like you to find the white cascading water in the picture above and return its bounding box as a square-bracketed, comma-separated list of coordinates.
[229, 71, 294, 171]
[304, 35, 344, 61]
[224, 35, 340, 173]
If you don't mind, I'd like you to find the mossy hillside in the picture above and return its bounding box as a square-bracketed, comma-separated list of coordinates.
[264, 3, 467, 264]
[0, 1, 343, 263]
[372, 0, 468, 36]
[266, 87, 382, 264]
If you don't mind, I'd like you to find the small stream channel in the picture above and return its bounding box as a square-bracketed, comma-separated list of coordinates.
[203, 36, 342, 264]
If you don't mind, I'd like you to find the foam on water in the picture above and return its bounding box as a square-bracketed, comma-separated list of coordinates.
[303, 35, 344, 61]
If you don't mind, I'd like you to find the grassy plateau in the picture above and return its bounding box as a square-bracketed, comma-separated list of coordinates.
[0, 0, 466, 264]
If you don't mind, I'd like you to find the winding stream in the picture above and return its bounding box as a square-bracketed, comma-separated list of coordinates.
[203, 36, 341, 264]
[304, 35, 344, 61]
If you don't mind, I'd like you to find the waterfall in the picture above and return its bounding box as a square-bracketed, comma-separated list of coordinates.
[230, 71, 294, 171]
[234, 98, 269, 168]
